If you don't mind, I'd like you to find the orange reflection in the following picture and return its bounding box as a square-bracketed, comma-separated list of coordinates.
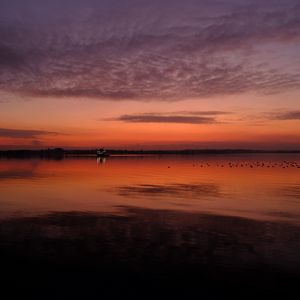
[0, 155, 300, 224]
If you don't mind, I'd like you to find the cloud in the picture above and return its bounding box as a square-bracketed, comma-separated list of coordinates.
[173, 111, 233, 116]
[0, 45, 24, 68]
[115, 114, 215, 124]
[0, 128, 60, 139]
[106, 111, 232, 124]
[270, 110, 300, 120]
[0, 0, 299, 101]
[109, 111, 231, 124]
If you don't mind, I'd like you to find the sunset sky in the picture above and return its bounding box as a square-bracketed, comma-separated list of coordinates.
[0, 0, 299, 150]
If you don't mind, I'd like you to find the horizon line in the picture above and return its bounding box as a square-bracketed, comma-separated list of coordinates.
[1, 148, 300, 153]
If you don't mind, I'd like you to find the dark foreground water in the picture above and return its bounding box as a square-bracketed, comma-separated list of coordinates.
[0, 154, 300, 299]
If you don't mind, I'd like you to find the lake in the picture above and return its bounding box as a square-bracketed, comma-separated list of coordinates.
[0, 154, 300, 299]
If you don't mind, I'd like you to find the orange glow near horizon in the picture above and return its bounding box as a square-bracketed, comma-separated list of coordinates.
[1, 92, 300, 150]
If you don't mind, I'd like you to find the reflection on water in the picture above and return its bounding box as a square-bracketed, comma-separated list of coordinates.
[0, 154, 300, 298]
[116, 183, 224, 198]
[1, 207, 300, 298]
[1, 154, 300, 223]
[97, 156, 106, 164]
[1, 207, 299, 270]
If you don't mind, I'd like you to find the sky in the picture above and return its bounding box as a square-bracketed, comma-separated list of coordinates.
[0, 0, 299, 150]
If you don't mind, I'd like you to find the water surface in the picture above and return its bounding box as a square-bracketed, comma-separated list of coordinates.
[1, 154, 300, 223]
[0, 154, 300, 298]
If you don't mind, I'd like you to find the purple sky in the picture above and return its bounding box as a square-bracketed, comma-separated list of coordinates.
[0, 0, 299, 149]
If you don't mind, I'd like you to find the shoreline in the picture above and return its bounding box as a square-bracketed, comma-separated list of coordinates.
[1, 148, 300, 158]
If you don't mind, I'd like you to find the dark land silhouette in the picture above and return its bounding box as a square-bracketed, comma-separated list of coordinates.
[1, 148, 300, 159]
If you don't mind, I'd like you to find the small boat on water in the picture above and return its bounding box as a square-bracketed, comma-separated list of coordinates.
[96, 148, 110, 157]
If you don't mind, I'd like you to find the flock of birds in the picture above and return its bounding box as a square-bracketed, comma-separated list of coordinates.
[184, 160, 300, 169]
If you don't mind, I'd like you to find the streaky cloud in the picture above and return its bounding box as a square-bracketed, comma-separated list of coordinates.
[0, 128, 61, 139]
[116, 115, 215, 124]
[173, 111, 233, 116]
[270, 110, 300, 120]
[109, 111, 229, 124]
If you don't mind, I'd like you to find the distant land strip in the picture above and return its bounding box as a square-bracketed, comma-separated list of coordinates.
[0, 148, 300, 158]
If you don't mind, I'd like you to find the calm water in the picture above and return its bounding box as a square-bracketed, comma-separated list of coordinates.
[1, 154, 300, 222]
[1, 154, 300, 298]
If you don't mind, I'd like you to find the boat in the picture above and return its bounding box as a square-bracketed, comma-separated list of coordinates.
[96, 148, 110, 157]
